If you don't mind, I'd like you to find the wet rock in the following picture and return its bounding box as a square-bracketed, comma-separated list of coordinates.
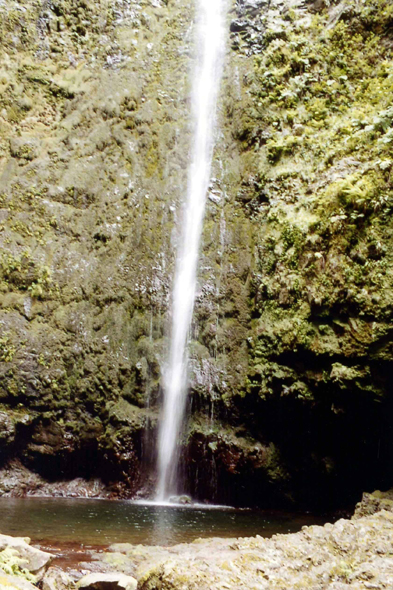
[169, 495, 192, 505]
[230, 20, 249, 33]
[184, 423, 289, 507]
[177, 494, 192, 505]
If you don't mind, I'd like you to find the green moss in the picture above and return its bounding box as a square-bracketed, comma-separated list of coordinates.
[0, 547, 37, 583]
[0, 334, 16, 362]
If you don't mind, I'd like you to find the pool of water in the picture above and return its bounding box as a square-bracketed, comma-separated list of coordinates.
[0, 497, 331, 548]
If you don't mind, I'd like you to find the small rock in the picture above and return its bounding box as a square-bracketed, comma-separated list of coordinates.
[230, 20, 249, 32]
[208, 193, 221, 204]
[77, 572, 137, 590]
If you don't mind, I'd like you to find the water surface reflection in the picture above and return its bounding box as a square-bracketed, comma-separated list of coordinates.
[0, 497, 330, 547]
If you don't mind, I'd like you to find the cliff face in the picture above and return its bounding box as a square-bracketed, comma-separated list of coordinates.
[0, 0, 392, 508]
[0, 0, 194, 493]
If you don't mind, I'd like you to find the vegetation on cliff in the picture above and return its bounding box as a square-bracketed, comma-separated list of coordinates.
[191, 0, 393, 507]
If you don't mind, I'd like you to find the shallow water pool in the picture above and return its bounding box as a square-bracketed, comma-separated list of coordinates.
[0, 497, 331, 547]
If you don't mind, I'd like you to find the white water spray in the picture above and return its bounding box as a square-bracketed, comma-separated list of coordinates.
[156, 0, 227, 501]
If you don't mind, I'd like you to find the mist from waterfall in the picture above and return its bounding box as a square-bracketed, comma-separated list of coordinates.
[156, 0, 228, 502]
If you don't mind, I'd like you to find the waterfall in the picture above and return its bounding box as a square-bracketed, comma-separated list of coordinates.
[156, 0, 227, 502]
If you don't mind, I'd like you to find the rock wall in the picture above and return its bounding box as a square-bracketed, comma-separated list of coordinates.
[0, 0, 194, 494]
[0, 0, 392, 508]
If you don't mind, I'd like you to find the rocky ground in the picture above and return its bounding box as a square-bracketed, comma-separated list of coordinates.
[1, 491, 393, 589]
[0, 459, 112, 498]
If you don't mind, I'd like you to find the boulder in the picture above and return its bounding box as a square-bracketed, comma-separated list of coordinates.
[0, 572, 37, 590]
[77, 573, 137, 590]
[353, 490, 393, 519]
[0, 534, 53, 574]
[42, 567, 77, 590]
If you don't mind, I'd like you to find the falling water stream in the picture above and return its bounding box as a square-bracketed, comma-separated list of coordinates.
[156, 0, 228, 501]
